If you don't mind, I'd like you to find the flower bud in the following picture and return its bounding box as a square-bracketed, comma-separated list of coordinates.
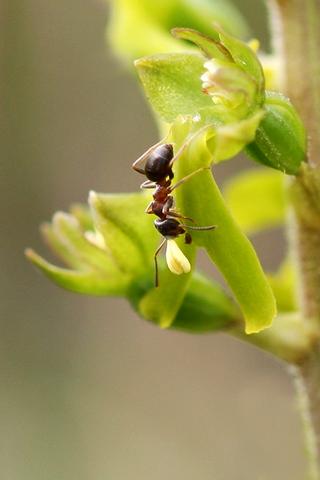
[246, 92, 306, 174]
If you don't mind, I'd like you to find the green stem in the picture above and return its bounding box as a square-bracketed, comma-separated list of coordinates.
[268, 0, 320, 477]
[232, 314, 318, 364]
[293, 352, 320, 480]
[268, 0, 320, 167]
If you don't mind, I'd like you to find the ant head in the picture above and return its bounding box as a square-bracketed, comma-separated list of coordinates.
[145, 144, 174, 182]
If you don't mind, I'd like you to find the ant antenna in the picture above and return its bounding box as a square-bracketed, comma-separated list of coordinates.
[170, 167, 211, 192]
[180, 224, 217, 231]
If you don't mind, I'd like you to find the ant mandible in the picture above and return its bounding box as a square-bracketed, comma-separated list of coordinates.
[132, 139, 216, 287]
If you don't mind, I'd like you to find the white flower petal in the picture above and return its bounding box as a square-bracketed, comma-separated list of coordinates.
[84, 230, 106, 250]
[166, 239, 191, 275]
[200, 72, 211, 83]
[203, 59, 220, 75]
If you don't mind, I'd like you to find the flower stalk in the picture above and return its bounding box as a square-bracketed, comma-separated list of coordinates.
[268, 0, 320, 477]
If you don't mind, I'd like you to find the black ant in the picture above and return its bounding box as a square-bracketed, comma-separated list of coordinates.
[132, 140, 216, 286]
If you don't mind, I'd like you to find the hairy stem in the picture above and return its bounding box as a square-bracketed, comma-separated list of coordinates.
[268, 0, 320, 477]
[268, 0, 320, 167]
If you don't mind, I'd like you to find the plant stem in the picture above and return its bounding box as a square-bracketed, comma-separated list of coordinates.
[268, 0, 320, 167]
[300, 354, 320, 480]
[232, 314, 318, 364]
[268, 0, 320, 477]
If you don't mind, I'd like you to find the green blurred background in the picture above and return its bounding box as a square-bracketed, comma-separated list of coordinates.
[0, 1, 305, 479]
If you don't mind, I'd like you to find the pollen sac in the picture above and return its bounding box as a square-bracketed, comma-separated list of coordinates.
[166, 239, 191, 275]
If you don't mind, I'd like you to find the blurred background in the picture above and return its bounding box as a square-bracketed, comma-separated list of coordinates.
[0, 1, 305, 479]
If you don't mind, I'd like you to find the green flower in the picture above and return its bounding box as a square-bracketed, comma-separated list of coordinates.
[27, 25, 307, 337]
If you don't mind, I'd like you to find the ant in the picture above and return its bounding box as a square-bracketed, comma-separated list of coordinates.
[132, 139, 216, 286]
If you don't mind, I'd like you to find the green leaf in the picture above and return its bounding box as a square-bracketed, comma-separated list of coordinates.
[214, 25, 265, 99]
[26, 249, 129, 296]
[40, 221, 84, 271]
[138, 241, 196, 328]
[42, 212, 118, 274]
[223, 168, 285, 234]
[171, 271, 238, 332]
[129, 268, 239, 332]
[108, 0, 184, 62]
[212, 110, 265, 162]
[89, 191, 158, 275]
[26, 192, 160, 297]
[69, 203, 94, 231]
[26, 208, 130, 295]
[171, 119, 276, 334]
[165, 0, 248, 39]
[135, 53, 212, 123]
[246, 91, 306, 174]
[107, 0, 248, 63]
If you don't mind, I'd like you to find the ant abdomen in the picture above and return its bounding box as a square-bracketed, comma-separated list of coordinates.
[145, 144, 174, 182]
[154, 218, 185, 238]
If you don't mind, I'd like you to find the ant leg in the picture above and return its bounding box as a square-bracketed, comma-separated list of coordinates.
[162, 196, 174, 216]
[140, 180, 157, 189]
[167, 211, 194, 222]
[168, 124, 215, 169]
[168, 142, 188, 168]
[168, 135, 208, 168]
[163, 196, 194, 221]
[132, 138, 168, 174]
[145, 201, 154, 214]
[154, 239, 166, 287]
[170, 167, 211, 192]
[185, 232, 192, 244]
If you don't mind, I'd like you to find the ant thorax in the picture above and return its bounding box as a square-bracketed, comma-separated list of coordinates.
[153, 183, 170, 201]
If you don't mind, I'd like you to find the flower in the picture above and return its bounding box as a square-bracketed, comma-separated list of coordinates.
[165, 239, 191, 275]
[201, 59, 256, 114]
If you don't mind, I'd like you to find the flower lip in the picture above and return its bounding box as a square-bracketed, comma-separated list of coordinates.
[165, 239, 191, 275]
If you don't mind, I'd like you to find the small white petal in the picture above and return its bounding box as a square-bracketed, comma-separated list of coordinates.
[85, 230, 106, 250]
[202, 82, 211, 91]
[203, 59, 220, 75]
[166, 239, 191, 275]
[200, 72, 211, 83]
